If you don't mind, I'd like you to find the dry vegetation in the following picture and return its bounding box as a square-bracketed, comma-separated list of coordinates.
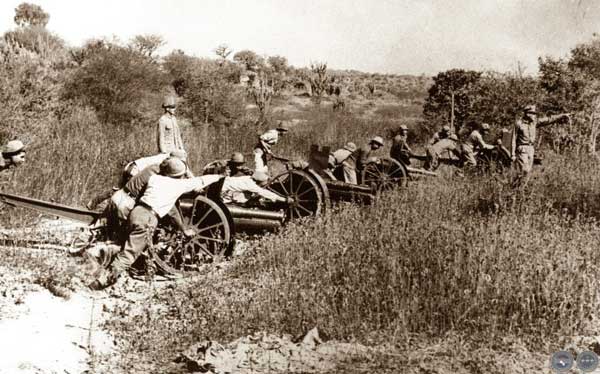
[3, 4, 600, 373]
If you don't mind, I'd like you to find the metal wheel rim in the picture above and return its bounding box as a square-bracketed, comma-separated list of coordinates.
[267, 170, 323, 221]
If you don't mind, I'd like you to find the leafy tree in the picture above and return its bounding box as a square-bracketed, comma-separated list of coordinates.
[14, 2, 49, 28]
[233, 49, 264, 71]
[130, 34, 164, 59]
[423, 69, 481, 133]
[64, 40, 167, 124]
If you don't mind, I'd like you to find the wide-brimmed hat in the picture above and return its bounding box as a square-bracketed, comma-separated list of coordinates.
[449, 134, 458, 141]
[3, 140, 25, 154]
[442, 125, 451, 133]
[480, 123, 491, 132]
[399, 125, 409, 132]
[160, 158, 186, 177]
[229, 152, 245, 164]
[370, 136, 384, 146]
[343, 142, 357, 152]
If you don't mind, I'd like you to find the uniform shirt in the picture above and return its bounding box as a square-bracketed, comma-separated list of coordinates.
[253, 141, 272, 174]
[462, 130, 494, 155]
[157, 113, 185, 153]
[140, 174, 221, 217]
[331, 148, 356, 170]
[428, 131, 448, 146]
[221, 176, 285, 204]
[514, 114, 565, 147]
[124, 164, 160, 198]
[355, 145, 373, 171]
[429, 138, 460, 158]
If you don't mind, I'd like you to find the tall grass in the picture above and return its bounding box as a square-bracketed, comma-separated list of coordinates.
[103, 151, 600, 372]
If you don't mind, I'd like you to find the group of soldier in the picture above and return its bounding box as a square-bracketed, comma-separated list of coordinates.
[323, 104, 570, 186]
[0, 95, 570, 290]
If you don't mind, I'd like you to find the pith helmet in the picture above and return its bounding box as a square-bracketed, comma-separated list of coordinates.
[3, 140, 25, 154]
[169, 149, 187, 161]
[160, 158, 186, 177]
[230, 152, 245, 164]
[442, 125, 451, 133]
[523, 104, 537, 114]
[399, 125, 409, 132]
[275, 120, 290, 133]
[449, 134, 458, 141]
[162, 95, 177, 108]
[481, 123, 491, 132]
[252, 170, 270, 183]
[370, 136, 384, 146]
[344, 142, 357, 152]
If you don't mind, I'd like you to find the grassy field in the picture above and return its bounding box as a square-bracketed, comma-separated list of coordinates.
[2, 97, 598, 372]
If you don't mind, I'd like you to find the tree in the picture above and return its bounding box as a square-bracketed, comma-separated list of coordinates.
[130, 34, 165, 59]
[306, 62, 329, 105]
[14, 3, 49, 28]
[248, 72, 274, 121]
[214, 44, 232, 61]
[233, 49, 264, 71]
[423, 69, 482, 133]
[64, 41, 167, 124]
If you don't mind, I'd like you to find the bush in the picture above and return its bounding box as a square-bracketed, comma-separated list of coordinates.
[63, 40, 167, 125]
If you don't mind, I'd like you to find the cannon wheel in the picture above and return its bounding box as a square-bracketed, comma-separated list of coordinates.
[267, 169, 324, 221]
[361, 157, 408, 193]
[157, 195, 235, 270]
[305, 169, 331, 213]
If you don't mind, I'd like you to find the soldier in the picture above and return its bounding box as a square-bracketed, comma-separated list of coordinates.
[1, 140, 26, 172]
[158, 95, 185, 154]
[86, 150, 190, 210]
[424, 134, 461, 171]
[89, 158, 221, 290]
[428, 125, 451, 146]
[513, 105, 570, 185]
[254, 123, 289, 174]
[328, 142, 358, 184]
[390, 125, 415, 166]
[356, 136, 384, 174]
[202, 152, 253, 177]
[461, 123, 495, 167]
[221, 170, 293, 206]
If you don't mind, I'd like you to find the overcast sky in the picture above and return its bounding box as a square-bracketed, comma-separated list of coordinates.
[0, 0, 598, 75]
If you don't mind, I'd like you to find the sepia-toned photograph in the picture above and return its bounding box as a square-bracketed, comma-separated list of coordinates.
[0, 1, 599, 373]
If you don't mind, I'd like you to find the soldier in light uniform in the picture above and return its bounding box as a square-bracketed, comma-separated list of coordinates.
[462, 123, 495, 167]
[390, 125, 414, 166]
[157, 95, 185, 154]
[512, 105, 570, 185]
[0, 140, 26, 172]
[424, 134, 461, 171]
[89, 158, 221, 290]
[328, 142, 358, 184]
[253, 122, 289, 175]
[220, 170, 292, 206]
[428, 125, 451, 146]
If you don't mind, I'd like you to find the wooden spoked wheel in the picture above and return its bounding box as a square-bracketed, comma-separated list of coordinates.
[361, 157, 408, 193]
[267, 169, 324, 221]
[158, 196, 234, 270]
